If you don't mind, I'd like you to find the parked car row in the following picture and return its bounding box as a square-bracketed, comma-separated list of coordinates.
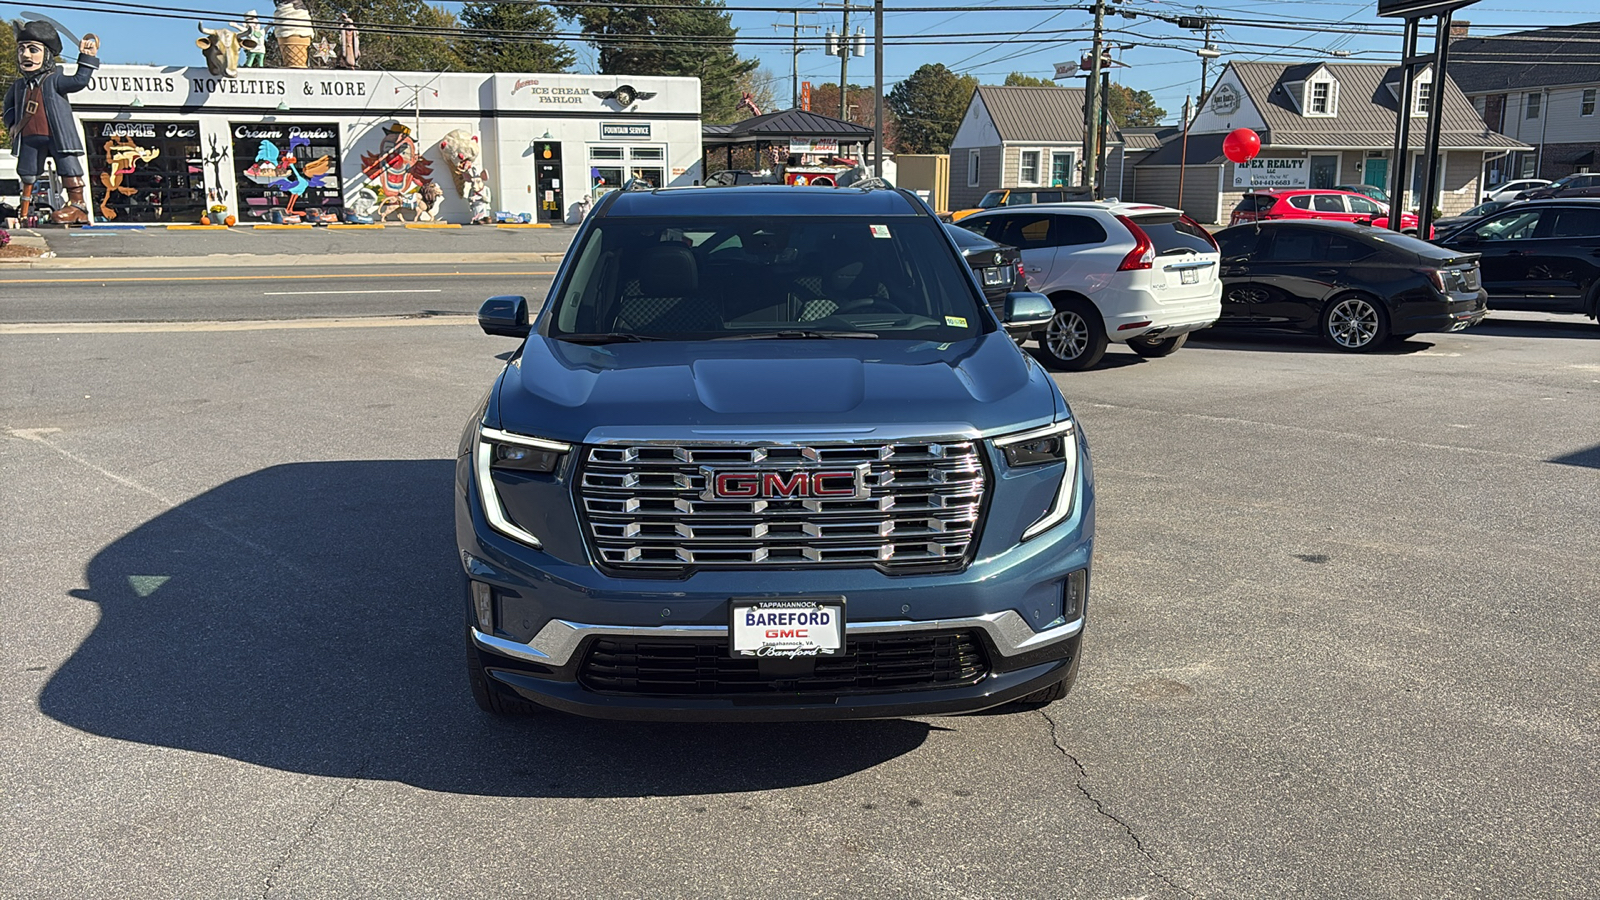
[1229, 189, 1431, 238]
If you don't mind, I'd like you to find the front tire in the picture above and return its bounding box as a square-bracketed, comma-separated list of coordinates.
[1320, 294, 1390, 352]
[1038, 298, 1108, 371]
[1127, 332, 1188, 358]
[467, 629, 541, 716]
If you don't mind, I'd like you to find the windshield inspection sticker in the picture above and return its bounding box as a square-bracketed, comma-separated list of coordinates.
[869, 224, 891, 238]
[945, 316, 968, 328]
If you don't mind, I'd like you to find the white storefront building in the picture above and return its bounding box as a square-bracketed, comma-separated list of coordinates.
[70, 65, 703, 224]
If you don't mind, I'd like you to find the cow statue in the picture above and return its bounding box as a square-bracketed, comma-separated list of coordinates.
[196, 22, 260, 78]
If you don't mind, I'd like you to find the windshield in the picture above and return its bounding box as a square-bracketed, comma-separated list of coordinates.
[545, 216, 988, 341]
[977, 191, 1006, 209]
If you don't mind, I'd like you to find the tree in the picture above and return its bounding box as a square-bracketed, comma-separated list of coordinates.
[734, 66, 779, 117]
[1107, 83, 1166, 127]
[1003, 72, 1055, 87]
[551, 0, 758, 124]
[314, 0, 463, 71]
[807, 82, 900, 153]
[457, 3, 573, 73]
[0, 26, 14, 146]
[885, 63, 977, 154]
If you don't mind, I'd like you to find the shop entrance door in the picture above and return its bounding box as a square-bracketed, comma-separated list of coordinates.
[534, 142, 563, 223]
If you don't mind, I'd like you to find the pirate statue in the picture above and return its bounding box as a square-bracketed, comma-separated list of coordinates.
[3, 21, 100, 224]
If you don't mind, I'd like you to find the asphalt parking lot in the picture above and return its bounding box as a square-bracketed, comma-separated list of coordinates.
[2, 310, 1596, 898]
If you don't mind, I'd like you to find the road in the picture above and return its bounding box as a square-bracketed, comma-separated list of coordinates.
[0, 262, 557, 322]
[2, 269, 1597, 897]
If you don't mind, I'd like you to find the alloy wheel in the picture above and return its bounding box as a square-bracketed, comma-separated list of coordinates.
[1326, 298, 1381, 349]
[1046, 310, 1090, 360]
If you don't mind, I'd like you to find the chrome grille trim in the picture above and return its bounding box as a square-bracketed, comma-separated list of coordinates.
[577, 440, 988, 571]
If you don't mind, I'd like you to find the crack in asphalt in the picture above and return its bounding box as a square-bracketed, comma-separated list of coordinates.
[260, 763, 370, 899]
[1038, 707, 1198, 899]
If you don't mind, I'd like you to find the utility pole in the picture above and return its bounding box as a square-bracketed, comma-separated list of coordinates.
[775, 12, 820, 109]
[1200, 20, 1214, 99]
[840, 3, 850, 119]
[873, 0, 884, 176]
[1083, 1, 1106, 196]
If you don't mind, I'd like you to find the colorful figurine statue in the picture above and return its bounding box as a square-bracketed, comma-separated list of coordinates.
[260, 135, 331, 218]
[3, 21, 99, 224]
[271, 0, 314, 69]
[336, 13, 360, 69]
[360, 122, 439, 221]
[439, 129, 491, 224]
[232, 11, 267, 68]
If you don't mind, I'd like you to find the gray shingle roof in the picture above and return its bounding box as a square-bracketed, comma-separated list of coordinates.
[1120, 125, 1178, 151]
[706, 108, 873, 144]
[1449, 22, 1600, 93]
[1229, 61, 1526, 151]
[973, 85, 1122, 144]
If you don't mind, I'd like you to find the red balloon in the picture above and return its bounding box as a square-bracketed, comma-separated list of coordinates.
[1222, 128, 1262, 164]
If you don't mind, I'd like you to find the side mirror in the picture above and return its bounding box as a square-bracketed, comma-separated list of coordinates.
[478, 295, 530, 338]
[1453, 232, 1481, 245]
[1002, 292, 1054, 333]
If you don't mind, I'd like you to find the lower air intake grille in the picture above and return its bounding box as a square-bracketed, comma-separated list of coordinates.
[578, 631, 990, 696]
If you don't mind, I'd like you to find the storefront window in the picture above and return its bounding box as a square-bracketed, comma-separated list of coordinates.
[589, 146, 667, 197]
[81, 121, 206, 223]
[231, 122, 342, 221]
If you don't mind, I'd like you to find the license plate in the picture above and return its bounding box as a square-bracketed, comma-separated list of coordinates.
[983, 266, 1009, 286]
[1180, 268, 1199, 284]
[730, 599, 845, 658]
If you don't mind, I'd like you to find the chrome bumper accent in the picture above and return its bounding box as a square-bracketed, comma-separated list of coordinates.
[471, 610, 1084, 668]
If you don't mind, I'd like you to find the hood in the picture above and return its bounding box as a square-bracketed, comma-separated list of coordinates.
[489, 332, 1062, 443]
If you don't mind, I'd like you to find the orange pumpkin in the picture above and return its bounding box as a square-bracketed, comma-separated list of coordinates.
[225, 215, 237, 226]
[200, 215, 210, 225]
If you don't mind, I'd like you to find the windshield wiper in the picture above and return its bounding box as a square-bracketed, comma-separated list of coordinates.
[554, 332, 668, 344]
[710, 330, 879, 340]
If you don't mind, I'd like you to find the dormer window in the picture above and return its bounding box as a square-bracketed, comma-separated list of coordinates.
[1310, 82, 1331, 115]
[1303, 75, 1338, 117]
[1413, 77, 1433, 116]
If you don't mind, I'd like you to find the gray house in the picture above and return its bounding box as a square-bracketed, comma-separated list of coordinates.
[1133, 61, 1526, 223]
[1450, 22, 1600, 183]
[945, 85, 1125, 211]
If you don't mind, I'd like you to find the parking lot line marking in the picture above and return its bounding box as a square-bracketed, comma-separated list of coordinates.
[262, 289, 443, 295]
[0, 315, 476, 334]
[0, 271, 553, 284]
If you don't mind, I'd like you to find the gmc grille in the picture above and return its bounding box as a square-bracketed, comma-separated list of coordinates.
[577, 440, 987, 572]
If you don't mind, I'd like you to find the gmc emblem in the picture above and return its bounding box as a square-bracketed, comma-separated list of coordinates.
[700, 467, 868, 500]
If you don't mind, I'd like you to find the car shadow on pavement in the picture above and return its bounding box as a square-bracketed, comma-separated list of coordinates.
[1465, 317, 1598, 340]
[40, 460, 931, 798]
[1191, 331, 1438, 355]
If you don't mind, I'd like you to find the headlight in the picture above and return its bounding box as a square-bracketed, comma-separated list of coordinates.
[475, 427, 571, 549]
[993, 420, 1078, 540]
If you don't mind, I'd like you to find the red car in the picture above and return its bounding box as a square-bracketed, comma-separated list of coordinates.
[1230, 189, 1433, 238]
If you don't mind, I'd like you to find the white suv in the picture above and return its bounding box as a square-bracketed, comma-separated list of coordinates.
[959, 202, 1223, 370]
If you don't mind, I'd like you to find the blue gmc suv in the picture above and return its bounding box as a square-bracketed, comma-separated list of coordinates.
[456, 184, 1094, 721]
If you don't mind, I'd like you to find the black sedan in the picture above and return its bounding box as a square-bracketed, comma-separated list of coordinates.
[1213, 220, 1488, 351]
[945, 222, 1027, 315]
[1436, 199, 1600, 326]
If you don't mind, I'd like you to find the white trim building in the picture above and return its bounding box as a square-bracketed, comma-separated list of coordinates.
[70, 64, 702, 224]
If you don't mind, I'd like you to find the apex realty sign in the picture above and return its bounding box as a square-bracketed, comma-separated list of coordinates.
[1232, 157, 1310, 189]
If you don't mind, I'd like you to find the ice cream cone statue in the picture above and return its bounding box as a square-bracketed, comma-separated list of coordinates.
[273, 0, 314, 68]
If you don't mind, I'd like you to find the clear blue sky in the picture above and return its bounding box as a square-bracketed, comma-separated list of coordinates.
[1, 0, 1585, 124]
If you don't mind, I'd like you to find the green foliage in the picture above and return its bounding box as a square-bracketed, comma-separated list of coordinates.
[885, 63, 978, 154]
[1107, 83, 1166, 127]
[552, 0, 758, 124]
[457, 3, 573, 73]
[315, 0, 463, 71]
[1003, 72, 1055, 87]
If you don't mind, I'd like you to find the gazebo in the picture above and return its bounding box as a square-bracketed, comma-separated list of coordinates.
[702, 108, 874, 181]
